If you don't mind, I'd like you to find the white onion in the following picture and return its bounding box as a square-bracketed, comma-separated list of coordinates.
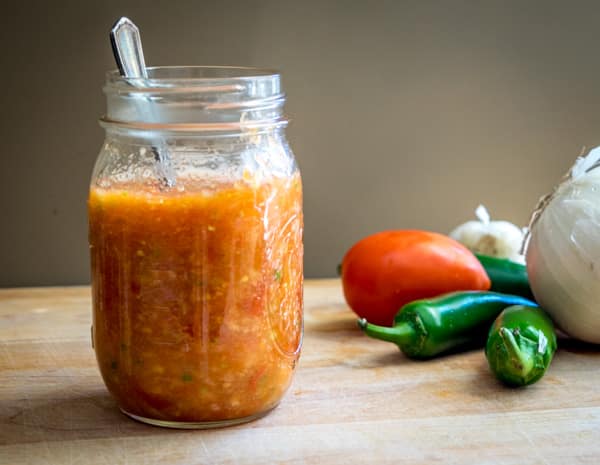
[526, 147, 600, 343]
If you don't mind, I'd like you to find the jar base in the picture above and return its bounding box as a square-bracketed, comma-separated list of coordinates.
[120, 405, 277, 429]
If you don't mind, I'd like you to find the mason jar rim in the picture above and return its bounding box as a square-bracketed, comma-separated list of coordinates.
[101, 65, 286, 133]
[105, 65, 280, 89]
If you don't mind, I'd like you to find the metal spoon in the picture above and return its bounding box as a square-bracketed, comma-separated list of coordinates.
[110, 17, 174, 188]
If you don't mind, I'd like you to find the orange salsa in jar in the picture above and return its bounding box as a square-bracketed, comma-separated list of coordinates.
[90, 66, 303, 428]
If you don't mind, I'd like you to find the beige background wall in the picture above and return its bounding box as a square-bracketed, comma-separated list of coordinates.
[2, 0, 600, 286]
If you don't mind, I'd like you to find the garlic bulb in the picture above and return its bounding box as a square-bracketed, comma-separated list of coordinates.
[526, 146, 600, 343]
[450, 205, 525, 263]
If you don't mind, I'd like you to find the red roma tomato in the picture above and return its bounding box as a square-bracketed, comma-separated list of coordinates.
[341, 230, 491, 326]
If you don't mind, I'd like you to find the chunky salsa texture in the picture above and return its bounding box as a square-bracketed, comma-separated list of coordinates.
[89, 174, 303, 423]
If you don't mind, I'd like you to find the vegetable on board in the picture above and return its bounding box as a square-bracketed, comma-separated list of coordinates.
[341, 230, 491, 326]
[449, 205, 525, 264]
[476, 253, 534, 301]
[358, 291, 537, 359]
[486, 305, 557, 387]
[526, 145, 600, 343]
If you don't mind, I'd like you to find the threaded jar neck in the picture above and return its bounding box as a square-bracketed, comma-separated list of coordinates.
[101, 66, 287, 133]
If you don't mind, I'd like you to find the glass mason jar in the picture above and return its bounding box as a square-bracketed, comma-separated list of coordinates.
[89, 67, 303, 428]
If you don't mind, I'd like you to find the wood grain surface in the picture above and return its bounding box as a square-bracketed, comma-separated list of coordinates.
[1, 280, 599, 464]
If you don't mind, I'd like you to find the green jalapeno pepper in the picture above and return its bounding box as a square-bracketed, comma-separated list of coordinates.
[485, 305, 556, 387]
[475, 253, 534, 300]
[358, 291, 537, 359]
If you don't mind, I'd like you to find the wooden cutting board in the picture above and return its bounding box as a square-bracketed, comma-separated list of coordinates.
[1, 280, 599, 464]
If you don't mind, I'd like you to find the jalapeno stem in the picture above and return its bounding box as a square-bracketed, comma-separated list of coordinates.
[358, 318, 415, 345]
[498, 327, 534, 380]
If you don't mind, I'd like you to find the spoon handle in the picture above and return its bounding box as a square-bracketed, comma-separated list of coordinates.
[110, 17, 148, 79]
[108, 16, 174, 189]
